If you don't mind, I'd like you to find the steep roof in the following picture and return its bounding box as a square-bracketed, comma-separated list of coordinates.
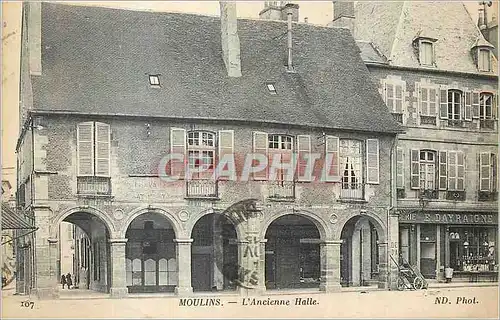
[355, 1, 498, 74]
[32, 3, 402, 134]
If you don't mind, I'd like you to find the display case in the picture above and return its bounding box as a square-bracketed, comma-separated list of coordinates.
[449, 226, 497, 272]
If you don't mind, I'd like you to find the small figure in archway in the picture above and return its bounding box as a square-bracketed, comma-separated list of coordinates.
[60, 274, 67, 289]
[66, 273, 73, 289]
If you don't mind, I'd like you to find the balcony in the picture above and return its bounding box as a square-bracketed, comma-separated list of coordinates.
[446, 190, 466, 201]
[418, 189, 438, 200]
[77, 176, 111, 196]
[447, 119, 463, 128]
[480, 119, 496, 130]
[420, 115, 436, 126]
[340, 183, 364, 200]
[186, 179, 218, 199]
[268, 181, 295, 200]
[478, 191, 498, 202]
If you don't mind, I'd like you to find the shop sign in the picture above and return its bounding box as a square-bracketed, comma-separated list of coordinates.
[399, 211, 497, 225]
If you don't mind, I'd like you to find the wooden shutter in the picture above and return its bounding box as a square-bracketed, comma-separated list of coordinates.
[253, 132, 268, 180]
[95, 122, 111, 177]
[415, 82, 421, 115]
[472, 91, 480, 119]
[439, 87, 448, 119]
[420, 86, 428, 116]
[410, 149, 420, 189]
[456, 152, 465, 191]
[325, 135, 340, 181]
[395, 83, 403, 114]
[218, 130, 234, 181]
[366, 139, 379, 184]
[297, 135, 311, 181]
[77, 122, 95, 176]
[493, 94, 498, 120]
[480, 152, 491, 191]
[429, 87, 437, 116]
[492, 154, 497, 192]
[386, 83, 394, 112]
[170, 128, 186, 179]
[464, 91, 472, 121]
[396, 147, 404, 189]
[447, 151, 457, 190]
[439, 151, 448, 190]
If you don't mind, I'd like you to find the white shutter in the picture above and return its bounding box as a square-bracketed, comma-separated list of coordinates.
[366, 139, 379, 184]
[439, 151, 448, 190]
[325, 135, 340, 181]
[480, 152, 491, 191]
[95, 122, 111, 177]
[218, 130, 234, 181]
[396, 147, 404, 189]
[464, 91, 472, 121]
[457, 152, 465, 191]
[439, 86, 448, 119]
[77, 122, 95, 176]
[493, 94, 498, 120]
[410, 149, 420, 189]
[420, 86, 429, 116]
[297, 135, 311, 181]
[447, 151, 457, 191]
[429, 87, 438, 116]
[170, 128, 186, 178]
[253, 132, 268, 180]
[472, 91, 480, 119]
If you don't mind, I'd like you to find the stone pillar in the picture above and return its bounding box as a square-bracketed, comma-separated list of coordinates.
[109, 238, 128, 297]
[258, 239, 268, 293]
[174, 238, 193, 295]
[32, 207, 59, 299]
[319, 240, 342, 292]
[377, 242, 389, 289]
[387, 211, 400, 290]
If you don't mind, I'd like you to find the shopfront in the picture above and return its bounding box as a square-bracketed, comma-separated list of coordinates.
[399, 211, 498, 282]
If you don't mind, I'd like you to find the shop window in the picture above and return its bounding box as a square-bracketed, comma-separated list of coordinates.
[448, 227, 497, 272]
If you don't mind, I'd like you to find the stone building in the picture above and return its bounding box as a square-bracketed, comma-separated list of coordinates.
[478, 1, 498, 58]
[339, 1, 499, 282]
[16, 2, 403, 298]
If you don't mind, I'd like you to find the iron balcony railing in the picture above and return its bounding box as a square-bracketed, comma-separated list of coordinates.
[340, 182, 364, 200]
[268, 180, 295, 200]
[186, 179, 218, 198]
[77, 176, 111, 196]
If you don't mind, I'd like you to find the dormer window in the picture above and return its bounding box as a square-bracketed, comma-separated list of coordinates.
[266, 83, 277, 95]
[478, 48, 492, 72]
[149, 75, 160, 86]
[413, 34, 437, 67]
[419, 41, 434, 66]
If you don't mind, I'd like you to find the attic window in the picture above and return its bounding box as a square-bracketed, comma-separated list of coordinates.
[419, 41, 434, 66]
[478, 48, 492, 72]
[149, 75, 160, 86]
[266, 83, 277, 95]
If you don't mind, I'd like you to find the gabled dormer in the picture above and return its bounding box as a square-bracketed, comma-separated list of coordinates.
[412, 32, 438, 68]
[471, 38, 495, 72]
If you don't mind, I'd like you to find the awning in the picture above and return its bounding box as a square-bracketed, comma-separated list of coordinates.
[1, 203, 36, 230]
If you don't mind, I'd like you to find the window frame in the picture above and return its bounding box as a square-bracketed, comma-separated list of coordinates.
[419, 40, 435, 67]
[339, 139, 363, 191]
[149, 75, 160, 86]
[77, 121, 111, 178]
[477, 48, 492, 72]
[186, 130, 216, 177]
[447, 90, 463, 121]
[479, 92, 494, 120]
[419, 150, 437, 190]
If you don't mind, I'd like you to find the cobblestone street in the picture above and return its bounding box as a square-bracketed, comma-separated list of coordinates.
[2, 286, 498, 319]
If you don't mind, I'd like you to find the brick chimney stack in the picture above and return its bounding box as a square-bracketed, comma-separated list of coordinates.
[220, 1, 242, 77]
[328, 1, 355, 36]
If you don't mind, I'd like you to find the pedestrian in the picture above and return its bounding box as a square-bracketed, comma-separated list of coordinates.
[66, 273, 73, 289]
[60, 274, 66, 289]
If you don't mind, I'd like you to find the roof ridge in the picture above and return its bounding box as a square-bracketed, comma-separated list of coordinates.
[388, 1, 408, 63]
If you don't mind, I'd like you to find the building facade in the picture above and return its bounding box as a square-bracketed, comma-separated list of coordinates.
[348, 1, 498, 282]
[16, 2, 403, 298]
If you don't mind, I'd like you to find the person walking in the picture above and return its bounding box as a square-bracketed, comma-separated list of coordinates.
[66, 273, 73, 289]
[60, 274, 67, 289]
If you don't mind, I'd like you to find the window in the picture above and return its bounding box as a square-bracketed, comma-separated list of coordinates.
[478, 49, 491, 72]
[396, 148, 404, 189]
[419, 150, 436, 190]
[267, 134, 294, 198]
[382, 79, 405, 123]
[340, 140, 362, 198]
[77, 122, 111, 177]
[419, 41, 434, 66]
[149, 75, 160, 86]
[480, 93, 493, 120]
[187, 131, 215, 179]
[447, 151, 465, 191]
[266, 83, 277, 95]
[419, 86, 438, 118]
[479, 153, 497, 192]
[447, 90, 462, 120]
[448, 227, 497, 272]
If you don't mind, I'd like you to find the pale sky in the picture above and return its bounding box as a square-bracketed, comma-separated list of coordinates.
[0, 1, 482, 186]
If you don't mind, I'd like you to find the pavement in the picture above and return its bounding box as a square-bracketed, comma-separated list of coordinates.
[2, 283, 498, 319]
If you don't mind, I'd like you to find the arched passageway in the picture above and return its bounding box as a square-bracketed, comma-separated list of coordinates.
[124, 212, 177, 293]
[265, 215, 321, 290]
[340, 215, 383, 287]
[190, 213, 238, 292]
[60, 212, 112, 293]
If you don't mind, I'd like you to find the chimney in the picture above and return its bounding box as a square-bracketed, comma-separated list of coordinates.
[26, 2, 42, 75]
[287, 11, 293, 72]
[220, 1, 241, 77]
[259, 1, 299, 22]
[478, 4, 487, 31]
[304, 17, 309, 23]
[328, 1, 355, 36]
